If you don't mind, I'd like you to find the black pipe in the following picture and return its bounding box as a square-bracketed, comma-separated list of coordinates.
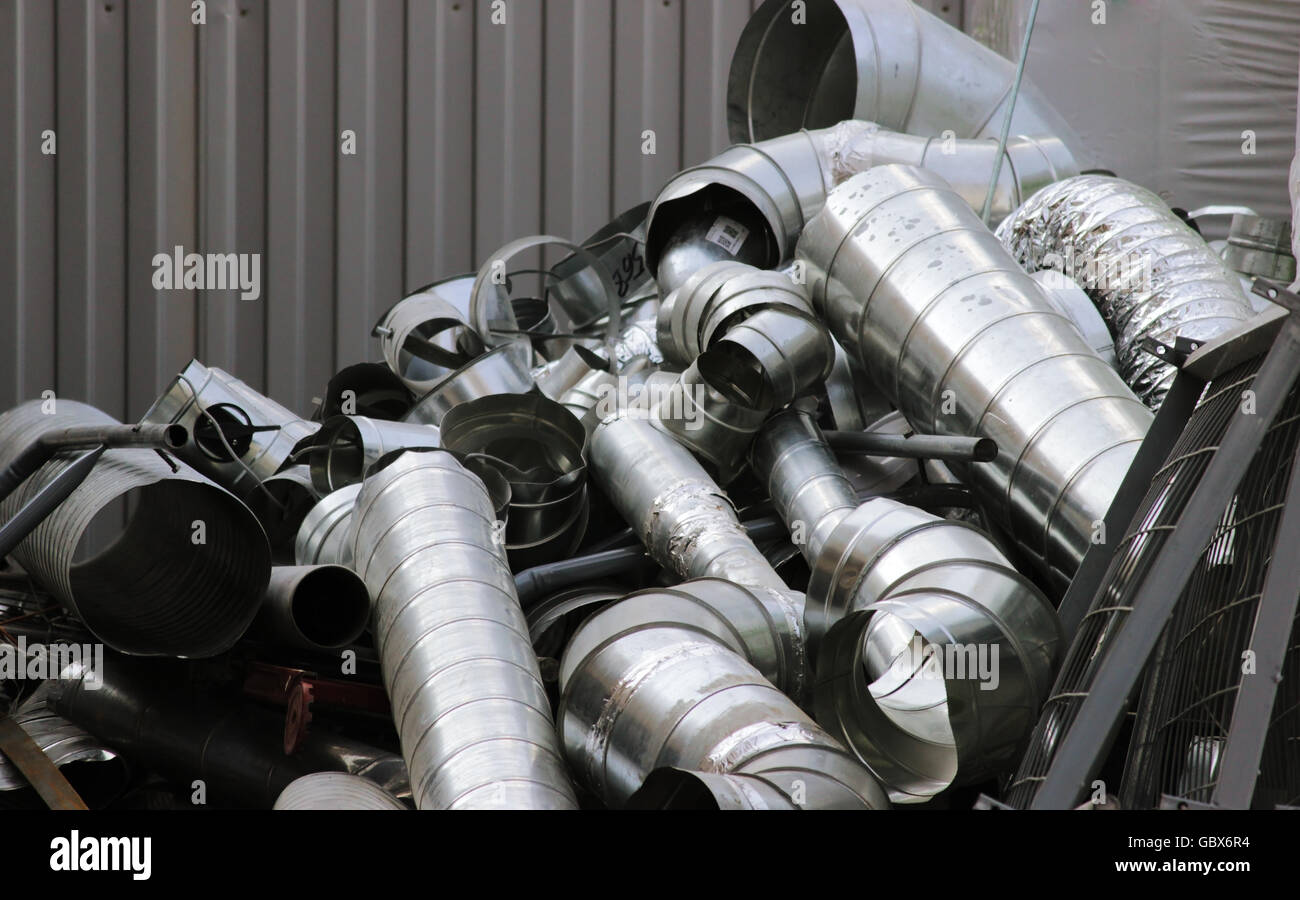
[822, 430, 998, 463]
[0, 423, 186, 503]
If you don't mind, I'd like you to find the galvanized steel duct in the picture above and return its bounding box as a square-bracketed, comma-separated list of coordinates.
[0, 693, 130, 809]
[403, 340, 535, 427]
[306, 415, 440, 493]
[0, 400, 271, 658]
[373, 276, 485, 396]
[347, 449, 577, 809]
[750, 405, 1063, 801]
[627, 768, 807, 809]
[294, 483, 362, 568]
[647, 120, 1077, 285]
[728, 0, 1080, 148]
[273, 773, 406, 811]
[143, 359, 319, 500]
[797, 165, 1153, 580]
[589, 414, 807, 696]
[557, 581, 888, 808]
[255, 565, 371, 652]
[997, 175, 1255, 407]
[244, 465, 321, 561]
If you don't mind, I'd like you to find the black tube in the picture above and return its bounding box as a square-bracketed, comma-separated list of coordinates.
[823, 430, 998, 463]
[0, 423, 186, 503]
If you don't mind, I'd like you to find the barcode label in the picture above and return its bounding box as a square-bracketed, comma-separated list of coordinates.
[705, 216, 750, 255]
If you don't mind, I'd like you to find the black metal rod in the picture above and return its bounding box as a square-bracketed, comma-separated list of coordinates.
[823, 430, 998, 463]
[0, 423, 186, 504]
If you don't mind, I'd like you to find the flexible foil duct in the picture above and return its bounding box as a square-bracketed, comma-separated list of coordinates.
[273, 773, 406, 811]
[143, 359, 319, 500]
[750, 405, 1063, 801]
[646, 120, 1076, 282]
[348, 450, 577, 809]
[728, 0, 1081, 149]
[0, 400, 271, 657]
[997, 175, 1254, 407]
[558, 582, 889, 808]
[797, 165, 1153, 581]
[589, 414, 808, 697]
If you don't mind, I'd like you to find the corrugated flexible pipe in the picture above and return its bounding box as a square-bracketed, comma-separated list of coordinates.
[996, 175, 1255, 408]
[750, 404, 1063, 801]
[558, 580, 889, 809]
[796, 165, 1153, 582]
[646, 119, 1077, 290]
[347, 450, 577, 809]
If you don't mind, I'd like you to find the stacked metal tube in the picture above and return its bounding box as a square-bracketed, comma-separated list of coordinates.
[996, 175, 1255, 407]
[797, 165, 1153, 581]
[347, 449, 577, 809]
[750, 405, 1063, 801]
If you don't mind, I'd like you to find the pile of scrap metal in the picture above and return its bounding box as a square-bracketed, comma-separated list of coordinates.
[0, 0, 1289, 811]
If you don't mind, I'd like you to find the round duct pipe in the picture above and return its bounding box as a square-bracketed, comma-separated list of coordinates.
[796, 165, 1152, 579]
[255, 565, 372, 652]
[273, 773, 406, 811]
[0, 400, 271, 658]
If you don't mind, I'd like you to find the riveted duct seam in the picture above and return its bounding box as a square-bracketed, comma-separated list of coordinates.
[347, 450, 577, 810]
[996, 175, 1255, 408]
[646, 120, 1077, 281]
[0, 400, 271, 658]
[796, 165, 1153, 580]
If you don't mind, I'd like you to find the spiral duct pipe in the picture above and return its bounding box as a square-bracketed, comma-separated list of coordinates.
[589, 414, 806, 696]
[797, 165, 1153, 581]
[347, 450, 577, 809]
[558, 581, 888, 808]
[647, 120, 1076, 286]
[0, 692, 130, 809]
[0, 400, 271, 657]
[751, 405, 1063, 801]
[273, 773, 406, 810]
[143, 359, 319, 500]
[996, 175, 1255, 408]
[727, 0, 1080, 147]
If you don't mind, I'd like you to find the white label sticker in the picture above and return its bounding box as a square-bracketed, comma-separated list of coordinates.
[705, 216, 750, 255]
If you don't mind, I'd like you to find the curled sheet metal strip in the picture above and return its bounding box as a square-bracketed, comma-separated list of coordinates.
[727, 0, 1081, 150]
[751, 405, 1064, 801]
[548, 203, 654, 331]
[558, 583, 889, 809]
[347, 450, 577, 810]
[402, 340, 535, 427]
[797, 165, 1152, 579]
[273, 772, 406, 810]
[143, 358, 319, 500]
[0, 400, 271, 658]
[997, 175, 1254, 408]
[372, 275, 484, 396]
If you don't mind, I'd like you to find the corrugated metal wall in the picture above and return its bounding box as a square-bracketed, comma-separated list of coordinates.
[0, 0, 781, 420]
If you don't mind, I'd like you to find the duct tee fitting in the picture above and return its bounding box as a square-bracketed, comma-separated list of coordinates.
[589, 414, 807, 697]
[797, 165, 1153, 580]
[558, 581, 889, 808]
[0, 400, 271, 658]
[273, 773, 406, 810]
[751, 405, 1063, 801]
[347, 450, 577, 809]
[997, 175, 1254, 408]
[647, 121, 1076, 285]
[294, 483, 362, 568]
[143, 359, 319, 500]
[727, 0, 1079, 148]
